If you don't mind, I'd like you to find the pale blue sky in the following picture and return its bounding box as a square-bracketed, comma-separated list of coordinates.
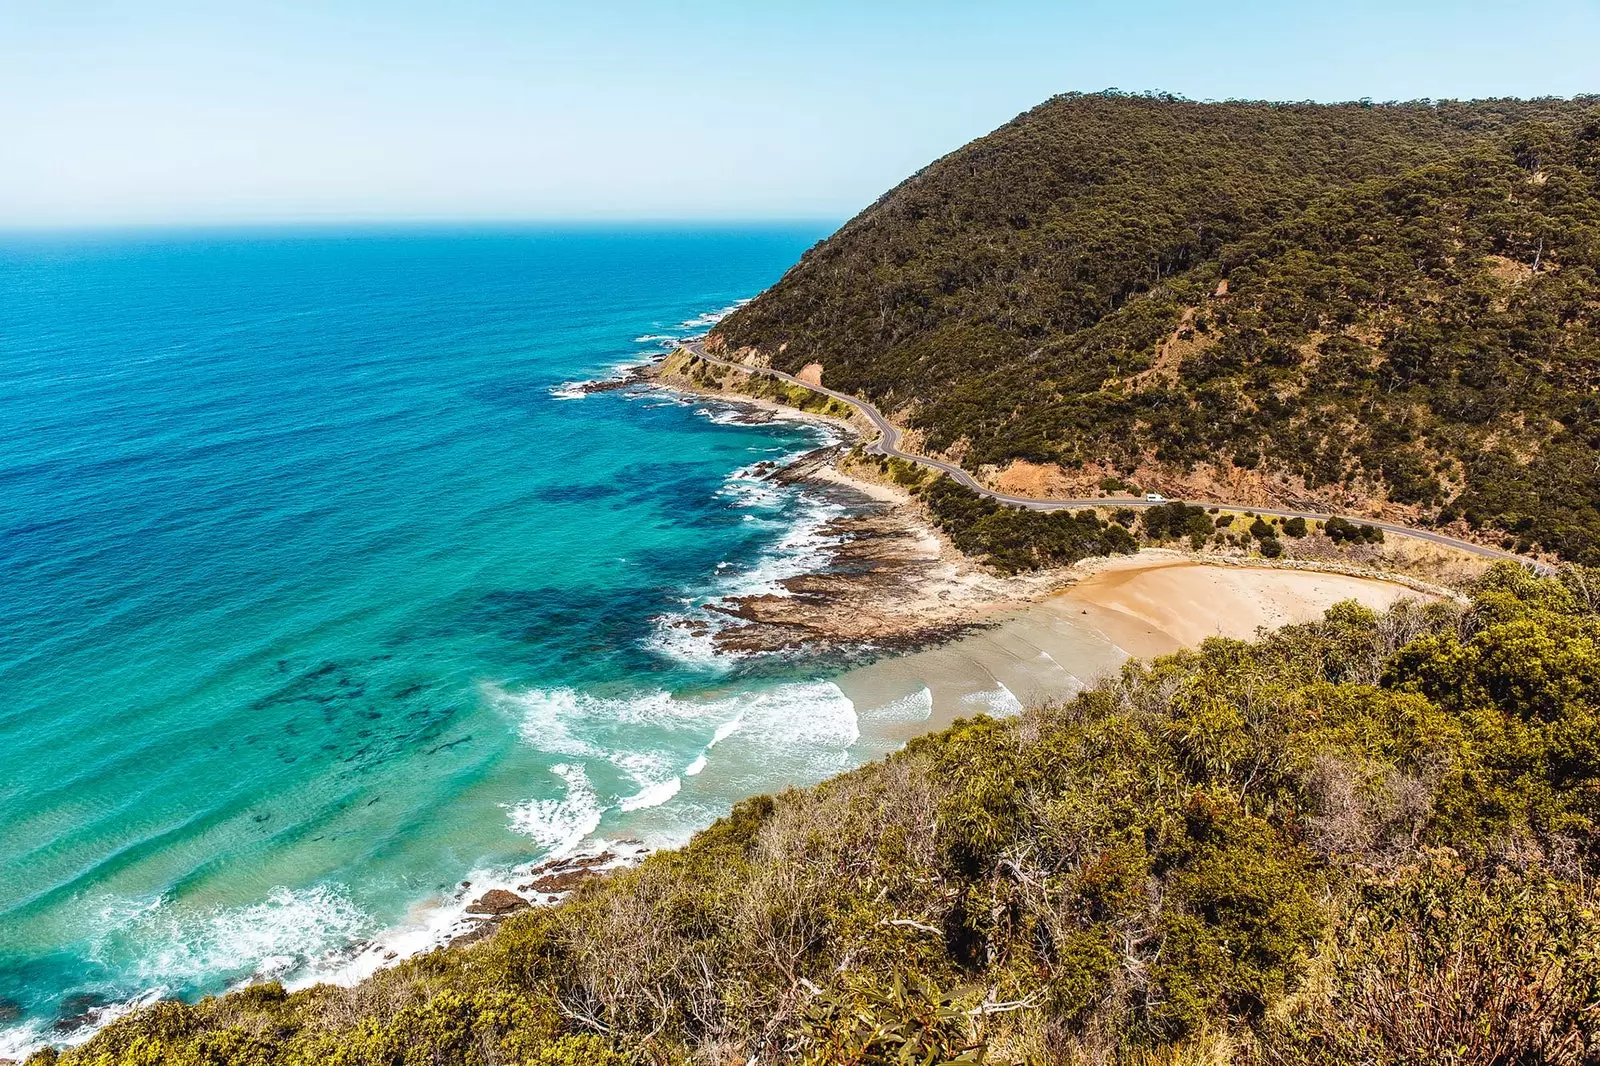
[3, 0, 1597, 226]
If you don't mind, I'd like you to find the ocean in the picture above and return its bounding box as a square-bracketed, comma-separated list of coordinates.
[0, 224, 927, 1052]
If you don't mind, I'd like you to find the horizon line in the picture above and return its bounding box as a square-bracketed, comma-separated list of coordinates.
[0, 216, 847, 236]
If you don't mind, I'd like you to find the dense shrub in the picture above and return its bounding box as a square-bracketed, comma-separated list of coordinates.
[920, 476, 1137, 572]
[1326, 516, 1385, 544]
[1143, 501, 1213, 541]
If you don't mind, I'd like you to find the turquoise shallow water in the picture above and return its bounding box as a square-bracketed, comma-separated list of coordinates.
[0, 225, 898, 1049]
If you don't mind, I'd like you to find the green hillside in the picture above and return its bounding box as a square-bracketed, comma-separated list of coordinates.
[42, 565, 1600, 1064]
[712, 92, 1600, 563]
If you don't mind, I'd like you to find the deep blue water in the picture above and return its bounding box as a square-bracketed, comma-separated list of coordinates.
[0, 225, 877, 1050]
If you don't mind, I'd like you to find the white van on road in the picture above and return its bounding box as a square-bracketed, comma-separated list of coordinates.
[1146, 493, 1166, 502]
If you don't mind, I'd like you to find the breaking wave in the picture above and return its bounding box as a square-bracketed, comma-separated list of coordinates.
[647, 447, 849, 666]
[962, 680, 1025, 717]
[491, 680, 860, 854]
[506, 763, 606, 854]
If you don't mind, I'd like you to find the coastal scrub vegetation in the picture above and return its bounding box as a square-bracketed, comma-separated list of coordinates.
[912, 479, 1304, 572]
[43, 564, 1600, 1064]
[672, 350, 857, 422]
[921, 476, 1137, 572]
[711, 92, 1600, 564]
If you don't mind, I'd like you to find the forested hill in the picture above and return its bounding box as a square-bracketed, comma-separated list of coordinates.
[711, 92, 1600, 563]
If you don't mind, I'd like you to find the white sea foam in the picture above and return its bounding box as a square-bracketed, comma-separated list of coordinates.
[862, 686, 935, 723]
[615, 750, 674, 781]
[153, 886, 367, 983]
[493, 686, 727, 840]
[2, 882, 377, 1055]
[613, 351, 659, 371]
[711, 714, 746, 746]
[298, 837, 650, 993]
[500, 686, 606, 757]
[516, 687, 713, 732]
[963, 681, 1024, 717]
[741, 680, 860, 753]
[506, 763, 604, 854]
[619, 776, 682, 812]
[695, 406, 758, 426]
[557, 301, 748, 407]
[500, 681, 859, 843]
[0, 988, 164, 1059]
[0, 1020, 50, 1059]
[647, 458, 849, 666]
[685, 711, 745, 777]
[678, 299, 751, 331]
[637, 353, 853, 666]
[549, 342, 667, 400]
[720, 478, 786, 510]
[663, 682, 858, 784]
[81, 884, 373, 990]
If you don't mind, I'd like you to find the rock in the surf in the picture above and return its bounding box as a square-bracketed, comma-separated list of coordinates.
[464, 889, 530, 916]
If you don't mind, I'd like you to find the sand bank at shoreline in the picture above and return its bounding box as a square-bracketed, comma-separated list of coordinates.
[1062, 555, 1442, 657]
[834, 554, 1443, 748]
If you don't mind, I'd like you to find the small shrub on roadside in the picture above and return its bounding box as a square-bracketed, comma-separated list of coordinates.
[1144, 501, 1212, 541]
[1326, 516, 1384, 544]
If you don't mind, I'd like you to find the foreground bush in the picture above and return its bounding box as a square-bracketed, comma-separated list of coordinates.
[41, 564, 1600, 1065]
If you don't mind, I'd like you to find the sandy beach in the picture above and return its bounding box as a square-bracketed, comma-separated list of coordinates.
[834, 554, 1444, 750]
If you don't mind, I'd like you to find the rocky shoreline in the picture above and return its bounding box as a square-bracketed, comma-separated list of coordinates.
[701, 454, 1065, 654]
[447, 846, 637, 947]
[627, 358, 1083, 656]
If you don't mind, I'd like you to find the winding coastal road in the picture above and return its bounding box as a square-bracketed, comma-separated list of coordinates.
[680, 339, 1550, 573]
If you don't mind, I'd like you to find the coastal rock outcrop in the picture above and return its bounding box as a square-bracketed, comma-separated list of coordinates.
[464, 888, 530, 916]
[706, 501, 1059, 654]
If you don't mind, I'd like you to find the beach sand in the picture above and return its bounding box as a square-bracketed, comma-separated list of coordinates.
[836, 555, 1442, 754]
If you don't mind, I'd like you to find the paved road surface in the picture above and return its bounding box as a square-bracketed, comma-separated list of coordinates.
[679, 339, 1550, 573]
